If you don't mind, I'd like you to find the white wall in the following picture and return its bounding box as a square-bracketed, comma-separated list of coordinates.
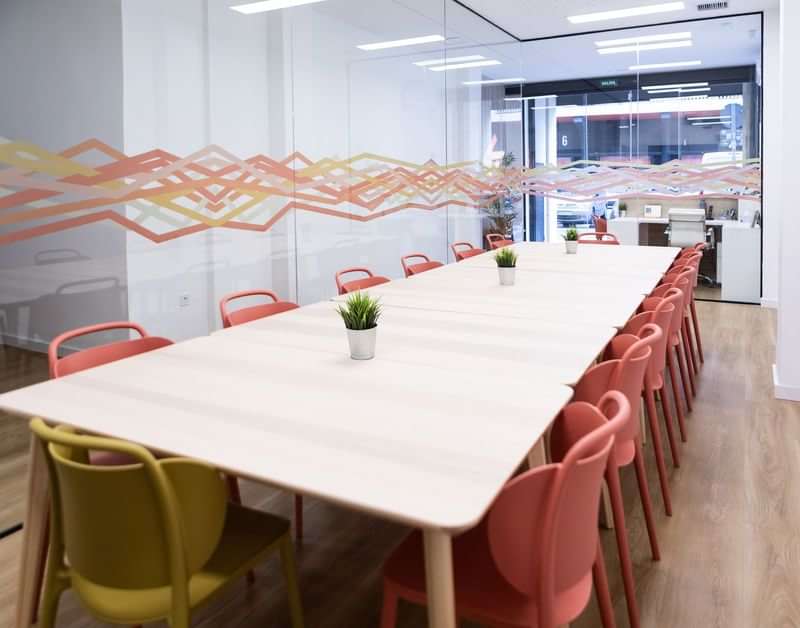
[774, 0, 800, 401]
[0, 0, 128, 351]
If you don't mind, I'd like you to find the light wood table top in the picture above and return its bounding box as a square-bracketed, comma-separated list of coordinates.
[214, 301, 616, 386]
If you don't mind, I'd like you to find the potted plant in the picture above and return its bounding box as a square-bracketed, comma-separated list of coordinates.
[619, 201, 628, 218]
[336, 291, 381, 360]
[494, 247, 518, 286]
[480, 153, 521, 244]
[563, 227, 579, 254]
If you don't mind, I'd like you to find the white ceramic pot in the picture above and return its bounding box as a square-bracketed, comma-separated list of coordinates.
[498, 266, 516, 286]
[347, 327, 377, 360]
[565, 240, 578, 255]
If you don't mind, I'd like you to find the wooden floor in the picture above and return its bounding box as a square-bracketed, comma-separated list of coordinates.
[1, 301, 798, 628]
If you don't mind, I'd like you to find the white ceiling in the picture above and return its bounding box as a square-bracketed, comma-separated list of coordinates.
[459, 0, 777, 40]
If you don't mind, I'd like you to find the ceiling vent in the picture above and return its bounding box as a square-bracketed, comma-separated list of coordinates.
[697, 1, 729, 10]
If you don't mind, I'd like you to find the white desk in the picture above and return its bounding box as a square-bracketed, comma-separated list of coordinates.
[3, 240, 678, 628]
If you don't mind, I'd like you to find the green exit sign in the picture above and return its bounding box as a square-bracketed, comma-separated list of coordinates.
[600, 79, 618, 88]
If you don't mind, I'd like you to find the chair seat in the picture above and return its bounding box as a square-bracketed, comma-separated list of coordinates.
[72, 504, 289, 624]
[457, 249, 484, 260]
[407, 261, 443, 276]
[341, 276, 390, 293]
[227, 301, 299, 327]
[384, 527, 593, 627]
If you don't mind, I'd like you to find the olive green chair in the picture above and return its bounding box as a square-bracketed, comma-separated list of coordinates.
[30, 419, 304, 628]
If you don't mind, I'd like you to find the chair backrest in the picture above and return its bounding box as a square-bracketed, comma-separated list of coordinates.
[668, 208, 706, 248]
[592, 215, 608, 233]
[400, 254, 443, 278]
[651, 287, 685, 340]
[49, 322, 174, 379]
[634, 301, 673, 380]
[30, 419, 227, 606]
[219, 289, 299, 328]
[486, 233, 513, 250]
[574, 328, 658, 444]
[450, 241, 483, 262]
[487, 392, 628, 626]
[335, 267, 391, 295]
[577, 232, 620, 245]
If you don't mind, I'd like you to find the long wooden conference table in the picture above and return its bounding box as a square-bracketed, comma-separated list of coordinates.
[2, 241, 679, 628]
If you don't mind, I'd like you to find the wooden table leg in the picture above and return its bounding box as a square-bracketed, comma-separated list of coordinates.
[527, 436, 548, 468]
[15, 435, 49, 628]
[423, 528, 456, 628]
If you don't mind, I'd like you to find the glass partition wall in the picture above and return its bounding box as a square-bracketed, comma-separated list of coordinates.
[0, 0, 521, 532]
[516, 14, 763, 303]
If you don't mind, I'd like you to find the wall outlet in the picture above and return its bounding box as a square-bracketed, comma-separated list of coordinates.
[179, 293, 190, 308]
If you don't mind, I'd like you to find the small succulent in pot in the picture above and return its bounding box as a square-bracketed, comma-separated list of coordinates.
[336, 291, 382, 360]
[619, 201, 628, 217]
[494, 247, 518, 286]
[563, 227, 579, 254]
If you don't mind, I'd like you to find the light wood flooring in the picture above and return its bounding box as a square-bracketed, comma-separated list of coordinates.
[0, 301, 798, 628]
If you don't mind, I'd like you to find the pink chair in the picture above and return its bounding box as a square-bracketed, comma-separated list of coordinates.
[450, 241, 484, 262]
[578, 232, 620, 245]
[668, 253, 705, 368]
[572, 326, 661, 628]
[485, 233, 513, 250]
[592, 215, 609, 234]
[335, 267, 390, 295]
[380, 392, 630, 628]
[219, 289, 299, 328]
[400, 254, 444, 278]
[654, 267, 699, 394]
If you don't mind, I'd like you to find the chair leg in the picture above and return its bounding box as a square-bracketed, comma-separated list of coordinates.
[684, 314, 700, 375]
[380, 581, 400, 628]
[667, 349, 689, 426]
[681, 322, 698, 394]
[226, 477, 257, 585]
[662, 374, 686, 443]
[280, 537, 305, 628]
[31, 513, 50, 624]
[593, 541, 618, 628]
[676, 341, 694, 410]
[633, 440, 660, 561]
[690, 300, 705, 364]
[650, 385, 680, 469]
[294, 495, 304, 543]
[605, 465, 640, 628]
[643, 390, 673, 516]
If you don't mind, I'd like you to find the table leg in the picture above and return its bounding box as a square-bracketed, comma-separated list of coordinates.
[527, 436, 548, 468]
[15, 435, 49, 628]
[423, 529, 456, 628]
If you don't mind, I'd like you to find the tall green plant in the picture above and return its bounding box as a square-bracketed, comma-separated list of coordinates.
[336, 292, 381, 330]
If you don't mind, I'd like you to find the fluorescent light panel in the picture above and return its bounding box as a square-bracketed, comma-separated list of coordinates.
[687, 115, 731, 120]
[692, 121, 726, 125]
[650, 94, 708, 101]
[568, 2, 685, 24]
[646, 87, 711, 94]
[630, 60, 701, 70]
[598, 39, 692, 54]
[464, 77, 526, 85]
[357, 34, 444, 51]
[596, 31, 692, 47]
[642, 81, 708, 90]
[428, 59, 501, 72]
[414, 55, 483, 67]
[230, 0, 326, 13]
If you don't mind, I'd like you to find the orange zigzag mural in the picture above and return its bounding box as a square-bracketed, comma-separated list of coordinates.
[0, 138, 761, 245]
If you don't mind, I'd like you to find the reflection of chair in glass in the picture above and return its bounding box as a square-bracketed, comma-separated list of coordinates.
[30, 419, 304, 628]
[450, 241, 484, 262]
[335, 267, 390, 295]
[400, 254, 443, 278]
[666, 209, 715, 285]
[219, 290, 299, 328]
[379, 392, 630, 628]
[485, 233, 513, 250]
[592, 215, 608, 234]
[578, 232, 620, 245]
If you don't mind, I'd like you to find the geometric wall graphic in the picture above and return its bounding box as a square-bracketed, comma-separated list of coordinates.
[0, 138, 761, 245]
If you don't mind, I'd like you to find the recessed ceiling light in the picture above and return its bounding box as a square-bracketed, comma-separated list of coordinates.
[598, 40, 692, 54]
[230, 0, 326, 14]
[568, 2, 685, 24]
[463, 77, 526, 85]
[357, 34, 445, 51]
[642, 81, 709, 90]
[630, 60, 702, 70]
[428, 59, 501, 72]
[647, 86, 710, 94]
[414, 55, 484, 67]
[596, 31, 692, 47]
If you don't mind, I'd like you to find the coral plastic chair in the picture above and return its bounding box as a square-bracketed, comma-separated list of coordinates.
[380, 392, 630, 628]
[450, 241, 484, 262]
[400, 254, 444, 278]
[593, 215, 609, 234]
[578, 232, 620, 245]
[667, 253, 705, 368]
[30, 419, 304, 628]
[335, 267, 390, 295]
[572, 326, 662, 628]
[219, 290, 299, 328]
[655, 267, 699, 390]
[485, 233, 513, 250]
